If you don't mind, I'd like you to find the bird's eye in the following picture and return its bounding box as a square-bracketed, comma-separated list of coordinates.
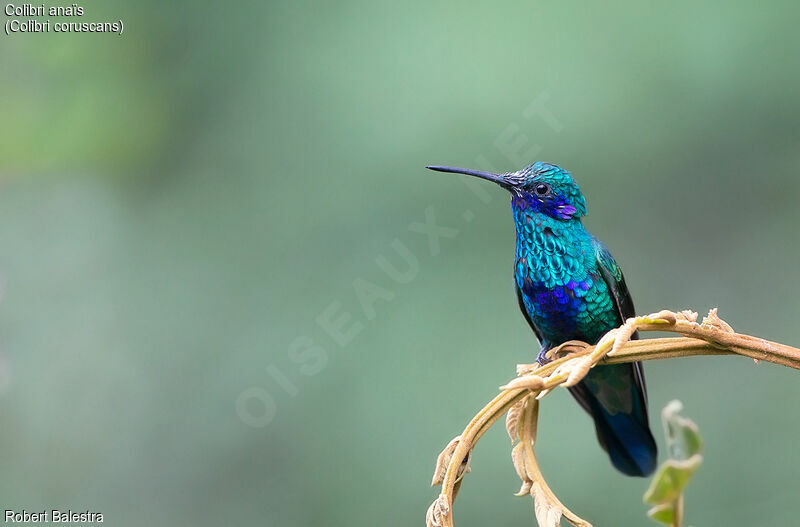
[534, 183, 550, 196]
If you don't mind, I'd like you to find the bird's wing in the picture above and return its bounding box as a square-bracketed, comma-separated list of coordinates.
[514, 281, 545, 347]
[592, 238, 649, 411]
[593, 239, 636, 322]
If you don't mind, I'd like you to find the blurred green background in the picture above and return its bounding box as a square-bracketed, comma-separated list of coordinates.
[2, 1, 799, 525]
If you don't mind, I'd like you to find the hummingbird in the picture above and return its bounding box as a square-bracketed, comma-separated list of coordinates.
[427, 162, 657, 476]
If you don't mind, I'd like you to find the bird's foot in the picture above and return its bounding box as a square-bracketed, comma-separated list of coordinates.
[537, 348, 552, 365]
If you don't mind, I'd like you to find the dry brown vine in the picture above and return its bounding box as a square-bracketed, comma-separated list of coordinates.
[426, 308, 800, 527]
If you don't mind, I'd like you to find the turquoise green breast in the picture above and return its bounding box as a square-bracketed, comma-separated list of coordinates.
[513, 210, 620, 346]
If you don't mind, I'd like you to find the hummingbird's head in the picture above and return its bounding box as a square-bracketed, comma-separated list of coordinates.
[426, 162, 586, 221]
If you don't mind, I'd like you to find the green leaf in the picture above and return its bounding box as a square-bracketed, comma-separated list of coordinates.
[643, 454, 703, 504]
[662, 400, 703, 459]
[647, 503, 675, 524]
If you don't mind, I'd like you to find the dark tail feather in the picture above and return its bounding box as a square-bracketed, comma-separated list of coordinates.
[568, 363, 657, 477]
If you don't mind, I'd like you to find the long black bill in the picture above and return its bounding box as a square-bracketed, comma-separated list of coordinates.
[426, 165, 508, 187]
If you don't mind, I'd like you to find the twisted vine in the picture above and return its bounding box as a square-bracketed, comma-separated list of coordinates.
[426, 308, 800, 527]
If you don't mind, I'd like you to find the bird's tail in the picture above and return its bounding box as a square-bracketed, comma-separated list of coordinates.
[567, 363, 657, 477]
